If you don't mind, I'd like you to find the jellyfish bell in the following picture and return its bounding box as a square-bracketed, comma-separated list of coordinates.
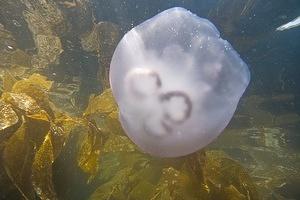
[109, 7, 250, 157]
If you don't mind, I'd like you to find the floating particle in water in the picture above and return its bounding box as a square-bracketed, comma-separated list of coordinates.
[276, 16, 300, 31]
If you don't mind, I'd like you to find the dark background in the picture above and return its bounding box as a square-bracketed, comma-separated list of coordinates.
[93, 0, 300, 97]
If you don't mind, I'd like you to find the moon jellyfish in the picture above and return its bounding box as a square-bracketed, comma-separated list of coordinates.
[109, 7, 250, 157]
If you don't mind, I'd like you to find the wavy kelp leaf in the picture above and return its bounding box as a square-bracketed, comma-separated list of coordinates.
[29, 73, 53, 90]
[51, 86, 259, 200]
[77, 121, 103, 183]
[2, 122, 36, 199]
[128, 152, 209, 200]
[88, 146, 257, 200]
[183, 151, 206, 182]
[91, 110, 124, 137]
[51, 120, 97, 200]
[2, 70, 17, 92]
[97, 152, 149, 184]
[26, 111, 51, 147]
[129, 180, 155, 200]
[48, 80, 81, 115]
[84, 89, 124, 137]
[105, 110, 124, 135]
[12, 73, 53, 93]
[180, 151, 212, 199]
[0, 158, 23, 199]
[2, 92, 41, 114]
[0, 99, 19, 140]
[0, 65, 26, 77]
[31, 115, 82, 200]
[52, 114, 82, 158]
[54, 114, 84, 135]
[204, 150, 259, 200]
[2, 110, 50, 199]
[32, 133, 58, 200]
[84, 89, 117, 117]
[89, 168, 132, 200]
[223, 185, 248, 200]
[49, 122, 68, 160]
[0, 73, 55, 199]
[0, 47, 31, 68]
[127, 164, 162, 200]
[103, 135, 136, 153]
[149, 183, 172, 200]
[149, 167, 204, 200]
[12, 73, 54, 117]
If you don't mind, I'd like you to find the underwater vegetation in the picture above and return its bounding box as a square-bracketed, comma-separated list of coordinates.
[0, 73, 259, 200]
[0, 0, 299, 200]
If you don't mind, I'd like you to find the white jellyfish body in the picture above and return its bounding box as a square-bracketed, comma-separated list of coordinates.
[109, 7, 250, 157]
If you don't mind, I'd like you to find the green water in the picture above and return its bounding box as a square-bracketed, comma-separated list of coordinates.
[0, 0, 299, 199]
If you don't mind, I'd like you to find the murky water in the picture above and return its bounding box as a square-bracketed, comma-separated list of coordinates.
[0, 0, 299, 200]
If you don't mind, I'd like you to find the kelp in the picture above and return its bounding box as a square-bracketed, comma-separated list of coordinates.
[2, 107, 50, 199]
[77, 121, 103, 183]
[52, 114, 80, 158]
[204, 150, 259, 200]
[86, 89, 260, 200]
[32, 116, 84, 200]
[2, 70, 17, 92]
[0, 99, 19, 140]
[84, 89, 117, 117]
[2, 122, 36, 199]
[83, 89, 125, 138]
[0, 76, 260, 200]
[103, 135, 137, 153]
[1, 66, 26, 96]
[0, 73, 82, 199]
[32, 133, 57, 200]
[11, 73, 54, 117]
[89, 167, 132, 200]
[31, 115, 80, 200]
[48, 78, 82, 115]
[145, 167, 196, 200]
[1, 92, 42, 114]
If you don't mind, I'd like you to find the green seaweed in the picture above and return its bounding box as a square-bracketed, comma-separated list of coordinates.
[0, 75, 259, 200]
